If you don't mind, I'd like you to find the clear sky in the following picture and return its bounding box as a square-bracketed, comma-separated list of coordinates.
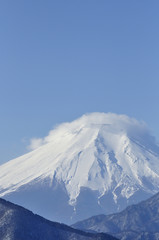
[0, 0, 159, 164]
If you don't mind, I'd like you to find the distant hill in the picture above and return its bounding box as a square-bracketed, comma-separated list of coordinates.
[72, 192, 159, 240]
[0, 198, 118, 240]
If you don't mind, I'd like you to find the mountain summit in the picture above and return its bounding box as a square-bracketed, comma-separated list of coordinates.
[0, 112, 159, 224]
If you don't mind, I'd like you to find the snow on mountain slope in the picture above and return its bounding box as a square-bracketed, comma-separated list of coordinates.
[0, 112, 159, 224]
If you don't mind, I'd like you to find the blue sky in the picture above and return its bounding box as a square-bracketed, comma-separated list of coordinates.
[0, 0, 159, 164]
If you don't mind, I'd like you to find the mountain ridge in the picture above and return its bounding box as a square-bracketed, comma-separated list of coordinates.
[72, 191, 159, 240]
[0, 197, 118, 240]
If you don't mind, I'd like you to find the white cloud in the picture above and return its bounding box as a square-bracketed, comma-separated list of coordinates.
[27, 138, 44, 151]
[26, 112, 157, 152]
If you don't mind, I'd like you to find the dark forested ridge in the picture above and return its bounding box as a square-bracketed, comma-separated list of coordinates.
[0, 198, 118, 240]
[72, 192, 159, 240]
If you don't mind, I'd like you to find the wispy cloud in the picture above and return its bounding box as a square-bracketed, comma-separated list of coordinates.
[27, 138, 44, 151]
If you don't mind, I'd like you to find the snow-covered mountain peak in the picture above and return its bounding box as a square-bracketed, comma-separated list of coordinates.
[0, 112, 159, 224]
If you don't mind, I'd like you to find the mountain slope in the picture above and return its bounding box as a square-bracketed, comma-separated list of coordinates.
[0, 112, 159, 224]
[0, 198, 118, 240]
[72, 192, 159, 240]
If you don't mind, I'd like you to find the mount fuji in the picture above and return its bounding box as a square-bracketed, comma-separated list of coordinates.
[0, 112, 159, 224]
